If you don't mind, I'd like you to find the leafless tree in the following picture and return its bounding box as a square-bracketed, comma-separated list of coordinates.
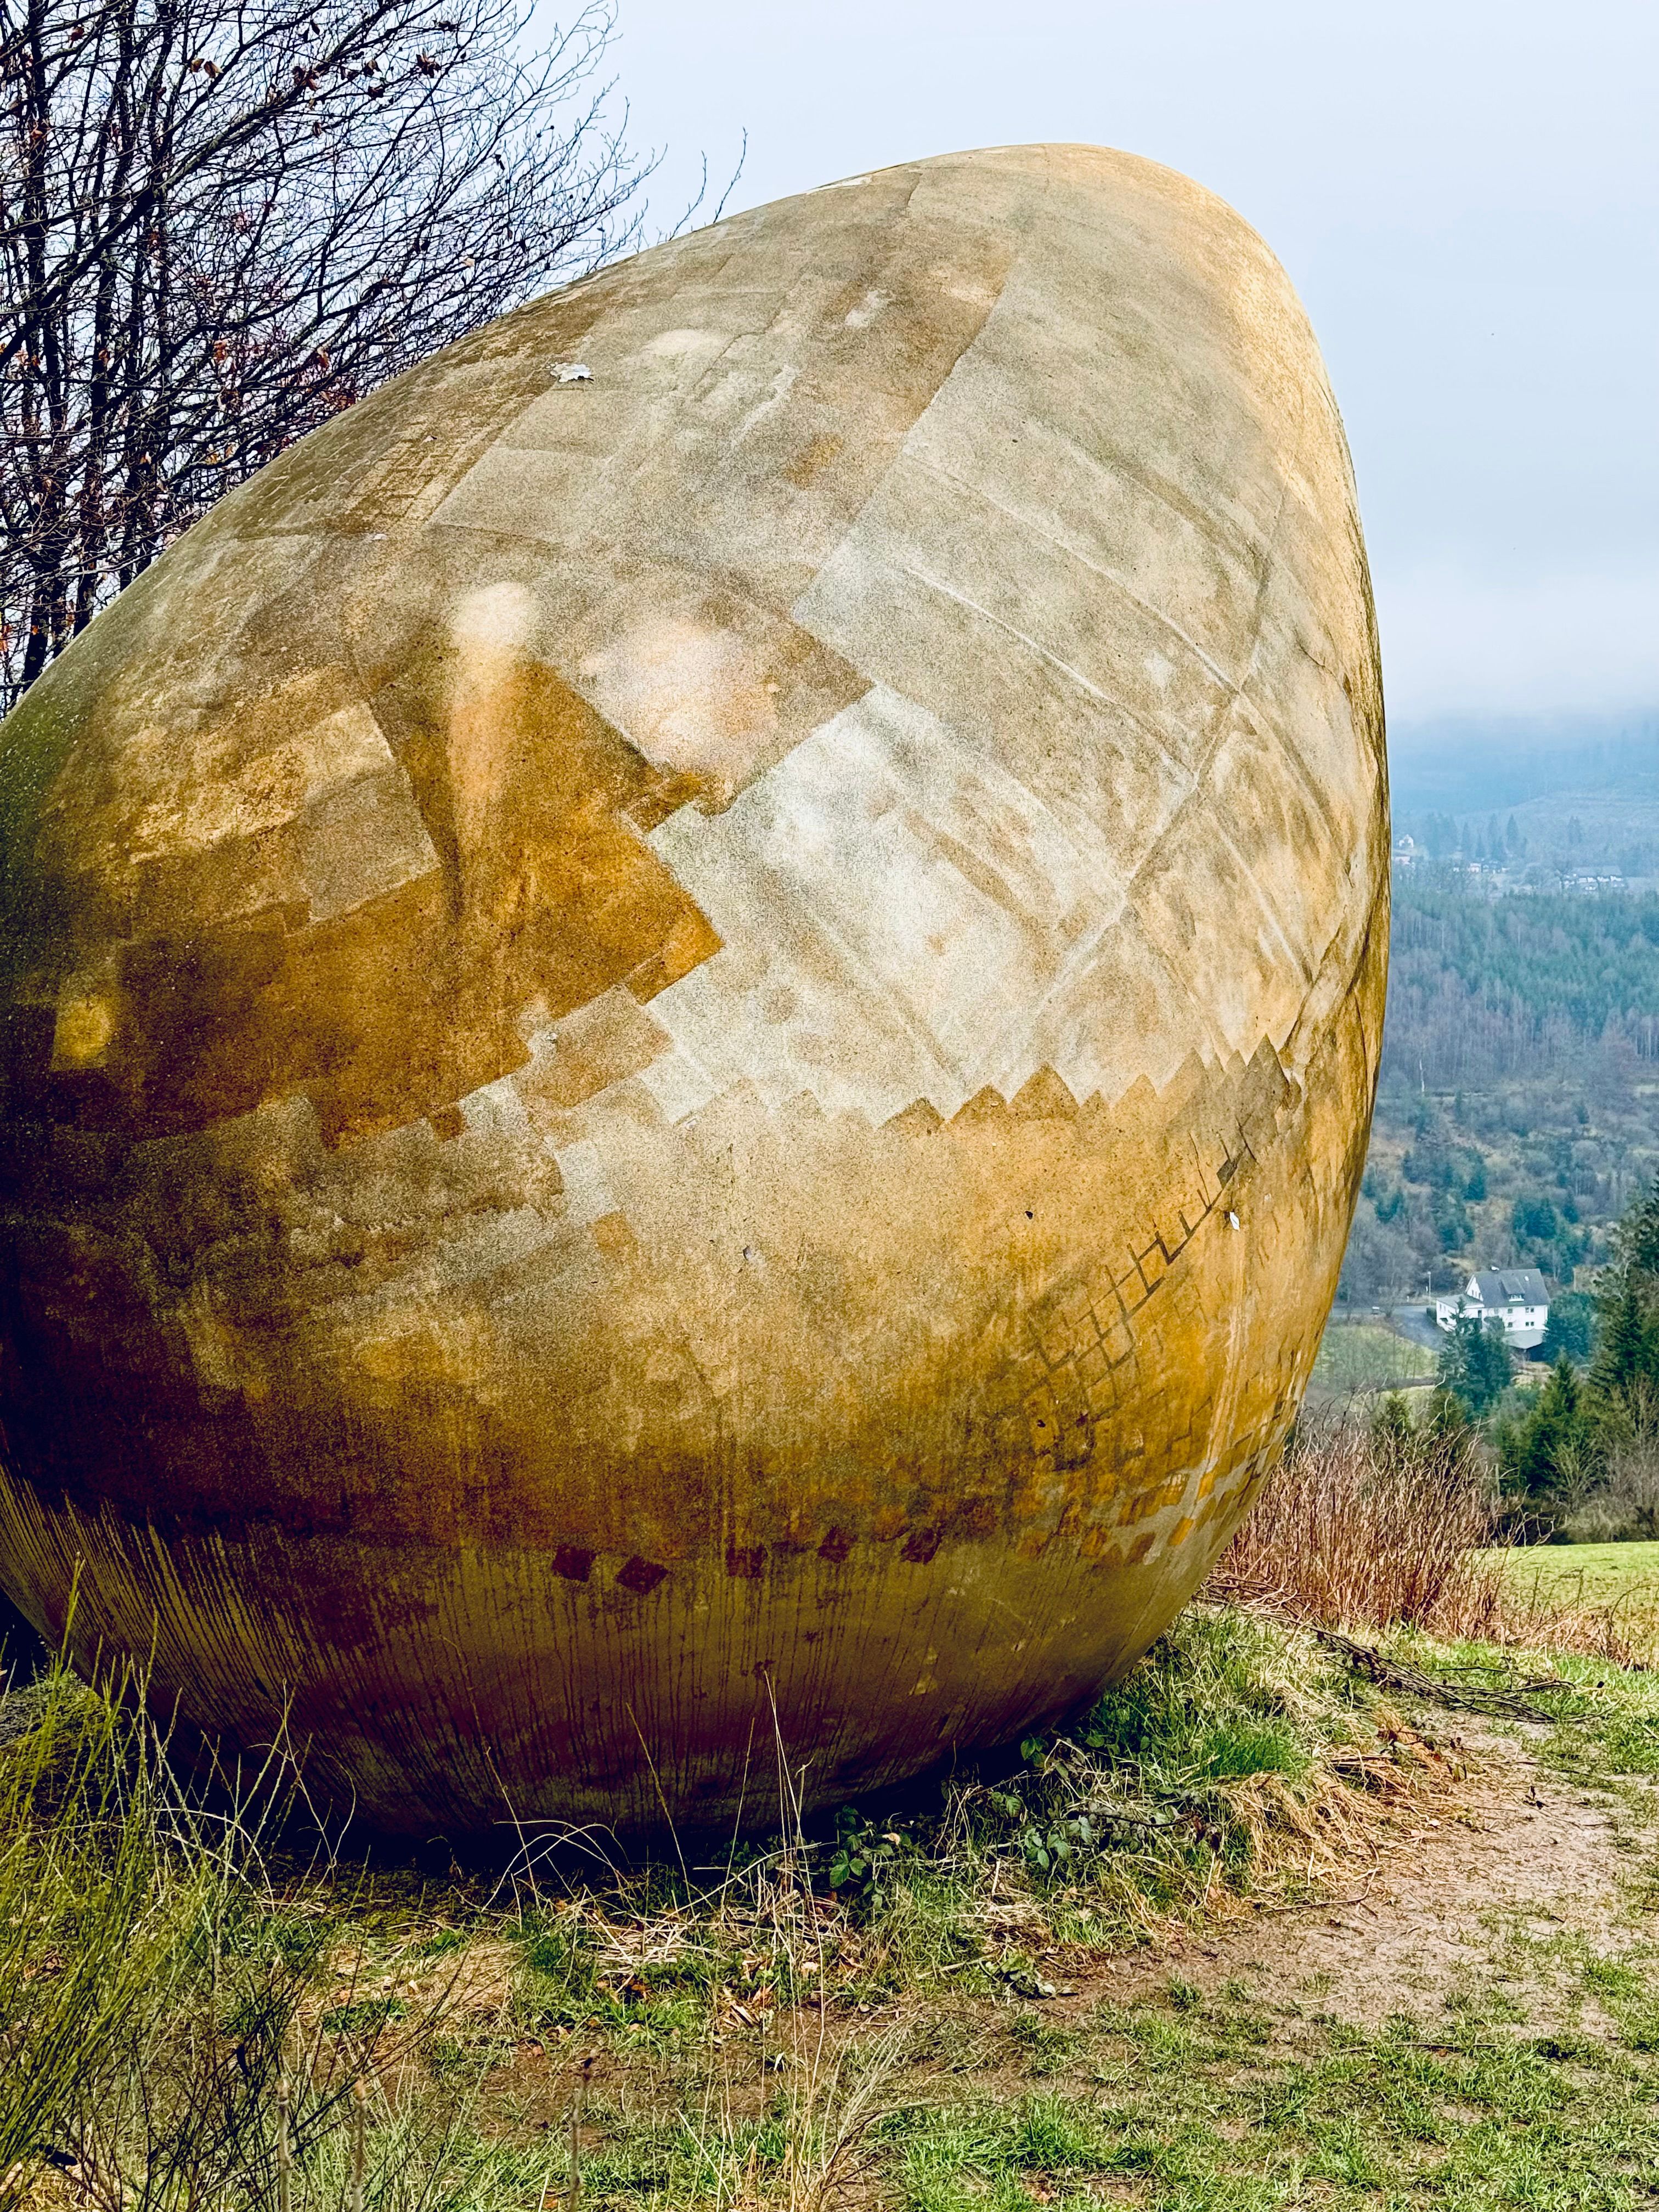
[0, 0, 652, 706]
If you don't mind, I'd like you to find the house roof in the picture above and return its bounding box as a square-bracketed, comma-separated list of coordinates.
[1470, 1268, 1550, 1307]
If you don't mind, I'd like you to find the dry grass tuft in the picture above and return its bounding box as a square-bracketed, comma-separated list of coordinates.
[1207, 1413, 1639, 1663]
[1207, 1415, 1495, 1635]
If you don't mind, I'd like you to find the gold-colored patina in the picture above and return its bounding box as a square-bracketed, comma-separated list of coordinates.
[0, 145, 1386, 1835]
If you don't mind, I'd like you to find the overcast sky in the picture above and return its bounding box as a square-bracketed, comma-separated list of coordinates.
[590, 0, 1657, 728]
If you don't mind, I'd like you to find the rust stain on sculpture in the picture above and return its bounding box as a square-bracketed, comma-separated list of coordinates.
[0, 144, 1387, 1836]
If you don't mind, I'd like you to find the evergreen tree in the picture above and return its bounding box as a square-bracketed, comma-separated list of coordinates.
[1514, 1195, 1559, 1245]
[1591, 1268, 1659, 1403]
[1368, 1392, 1415, 1469]
[1437, 1310, 1512, 1415]
[1587, 1173, 1659, 1413]
[1421, 1387, 1476, 1452]
[1622, 1173, 1659, 1278]
[1542, 1289, 1597, 1364]
[1503, 1356, 1590, 1503]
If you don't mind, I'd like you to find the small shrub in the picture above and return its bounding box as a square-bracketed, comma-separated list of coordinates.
[1209, 1410, 1636, 1659]
[1207, 1412, 1497, 1635]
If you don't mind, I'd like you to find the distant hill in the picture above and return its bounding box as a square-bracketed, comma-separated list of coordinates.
[1390, 711, 1659, 815]
[1390, 711, 1659, 874]
[1333, 708, 1659, 1306]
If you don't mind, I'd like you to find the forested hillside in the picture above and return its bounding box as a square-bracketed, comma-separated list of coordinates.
[1340, 867, 1659, 1304]
[1384, 881, 1659, 1088]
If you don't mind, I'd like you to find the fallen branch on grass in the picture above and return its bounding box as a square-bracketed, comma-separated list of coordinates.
[1314, 1629, 1588, 1723]
[1245, 1888, 1376, 1915]
[1068, 1803, 1182, 1833]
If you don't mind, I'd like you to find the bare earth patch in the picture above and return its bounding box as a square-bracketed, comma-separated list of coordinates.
[1088, 1724, 1632, 2030]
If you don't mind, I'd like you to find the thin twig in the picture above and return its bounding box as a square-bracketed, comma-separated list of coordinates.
[1246, 1887, 1377, 1915]
[274, 2058, 291, 2212]
[348, 2079, 365, 2212]
[1314, 1628, 1591, 1722]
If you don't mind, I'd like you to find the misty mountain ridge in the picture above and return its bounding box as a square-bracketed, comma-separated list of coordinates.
[1390, 710, 1659, 873]
[1390, 709, 1659, 816]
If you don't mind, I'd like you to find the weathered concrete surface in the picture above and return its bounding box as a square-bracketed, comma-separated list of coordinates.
[0, 144, 1387, 1835]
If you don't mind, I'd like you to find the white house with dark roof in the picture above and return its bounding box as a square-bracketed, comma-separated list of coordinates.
[1435, 1268, 1550, 1351]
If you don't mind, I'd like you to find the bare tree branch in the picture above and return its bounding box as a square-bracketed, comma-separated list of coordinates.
[0, 0, 652, 704]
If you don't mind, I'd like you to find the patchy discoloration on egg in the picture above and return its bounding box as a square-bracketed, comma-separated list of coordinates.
[0, 144, 1386, 1836]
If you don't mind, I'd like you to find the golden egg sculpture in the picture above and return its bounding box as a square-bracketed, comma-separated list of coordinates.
[0, 145, 1387, 1836]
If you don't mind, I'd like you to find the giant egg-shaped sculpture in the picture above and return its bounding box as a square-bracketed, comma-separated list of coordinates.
[0, 146, 1386, 1835]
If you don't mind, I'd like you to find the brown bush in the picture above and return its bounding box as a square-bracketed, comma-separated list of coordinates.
[1207, 1415, 1495, 1635]
[1207, 1413, 1636, 1661]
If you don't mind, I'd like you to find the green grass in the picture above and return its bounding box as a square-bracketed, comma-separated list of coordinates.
[588, 1890, 1659, 2212]
[560, 1629, 1659, 2209]
[874, 1836, 1659, 2210]
[19, 1599, 1659, 2209]
[0, 1607, 1406, 2207]
[1491, 1538, 1659, 1593]
[1487, 1539, 1659, 1654]
[885, 1991, 1659, 2210]
[0, 1662, 563, 2212]
[1312, 1321, 1438, 1396]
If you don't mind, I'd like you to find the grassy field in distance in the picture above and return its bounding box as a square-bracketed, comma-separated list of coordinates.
[1491, 1540, 1659, 1653]
[1311, 1319, 1438, 1398]
[1494, 1539, 1659, 1596]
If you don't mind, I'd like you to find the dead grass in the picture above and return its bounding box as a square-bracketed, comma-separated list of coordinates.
[1207, 1415, 1640, 1663]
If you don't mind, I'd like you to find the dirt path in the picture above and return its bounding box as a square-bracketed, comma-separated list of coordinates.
[1042, 1724, 1636, 2033]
